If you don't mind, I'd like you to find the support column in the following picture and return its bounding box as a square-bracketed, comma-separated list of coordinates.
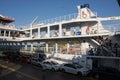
[12, 43, 15, 50]
[55, 43, 58, 53]
[47, 26, 50, 38]
[25, 42, 27, 50]
[30, 29, 32, 39]
[8, 31, 11, 37]
[97, 20, 103, 33]
[38, 28, 40, 38]
[46, 43, 48, 52]
[11, 43, 14, 46]
[8, 43, 10, 51]
[8, 43, 10, 48]
[15, 43, 18, 51]
[67, 43, 70, 54]
[11, 43, 14, 51]
[30, 42, 34, 52]
[20, 42, 22, 51]
[4, 30, 6, 36]
[59, 23, 62, 37]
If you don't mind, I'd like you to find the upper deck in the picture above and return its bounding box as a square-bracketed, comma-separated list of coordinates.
[0, 14, 26, 41]
[0, 4, 120, 42]
[0, 5, 120, 61]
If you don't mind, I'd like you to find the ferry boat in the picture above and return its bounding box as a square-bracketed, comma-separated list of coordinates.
[0, 4, 120, 70]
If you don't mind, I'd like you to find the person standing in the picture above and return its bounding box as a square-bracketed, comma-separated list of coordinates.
[63, 28, 66, 36]
[81, 40, 88, 55]
[86, 26, 90, 35]
[87, 45, 92, 55]
[73, 27, 76, 35]
[55, 30, 58, 36]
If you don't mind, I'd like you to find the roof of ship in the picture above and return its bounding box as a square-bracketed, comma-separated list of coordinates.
[0, 14, 15, 23]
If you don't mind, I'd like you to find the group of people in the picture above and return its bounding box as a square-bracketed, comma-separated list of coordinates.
[80, 37, 120, 57]
[63, 27, 81, 36]
[52, 26, 98, 37]
[104, 39, 120, 57]
[94, 36, 120, 57]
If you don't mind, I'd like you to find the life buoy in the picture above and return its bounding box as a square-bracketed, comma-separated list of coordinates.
[82, 13, 87, 18]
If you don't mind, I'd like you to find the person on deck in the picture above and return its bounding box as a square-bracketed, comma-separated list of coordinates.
[73, 27, 76, 35]
[86, 26, 90, 35]
[63, 28, 66, 36]
[81, 40, 89, 55]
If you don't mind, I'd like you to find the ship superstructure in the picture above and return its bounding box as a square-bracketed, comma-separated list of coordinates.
[0, 4, 120, 70]
[0, 14, 25, 41]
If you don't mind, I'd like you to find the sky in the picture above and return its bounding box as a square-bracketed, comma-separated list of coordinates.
[0, 0, 120, 28]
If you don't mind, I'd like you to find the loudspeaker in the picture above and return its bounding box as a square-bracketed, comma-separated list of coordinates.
[117, 0, 120, 6]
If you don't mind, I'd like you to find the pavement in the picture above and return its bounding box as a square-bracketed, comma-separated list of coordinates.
[0, 60, 95, 80]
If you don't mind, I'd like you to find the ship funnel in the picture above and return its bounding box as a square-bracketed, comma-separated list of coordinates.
[77, 4, 97, 19]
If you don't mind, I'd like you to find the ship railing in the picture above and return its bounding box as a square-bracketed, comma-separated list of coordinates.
[104, 23, 120, 32]
[35, 13, 78, 26]
[69, 46, 120, 57]
[19, 11, 97, 29]
[35, 11, 97, 26]
[19, 13, 78, 29]
[18, 31, 111, 40]
[0, 24, 17, 30]
[17, 25, 30, 30]
[97, 29, 112, 34]
[0, 28, 111, 41]
[0, 36, 31, 41]
[86, 46, 120, 57]
[10, 37, 31, 41]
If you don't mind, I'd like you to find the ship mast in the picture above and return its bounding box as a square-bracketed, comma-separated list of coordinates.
[30, 16, 38, 38]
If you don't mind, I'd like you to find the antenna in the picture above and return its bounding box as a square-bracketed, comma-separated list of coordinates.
[30, 16, 38, 27]
[30, 16, 38, 38]
[77, 5, 81, 18]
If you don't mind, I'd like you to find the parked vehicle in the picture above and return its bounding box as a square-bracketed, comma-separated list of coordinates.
[31, 58, 42, 67]
[50, 61, 61, 71]
[33, 50, 46, 61]
[41, 60, 60, 71]
[38, 53, 46, 60]
[20, 56, 31, 63]
[88, 67, 120, 80]
[60, 63, 89, 76]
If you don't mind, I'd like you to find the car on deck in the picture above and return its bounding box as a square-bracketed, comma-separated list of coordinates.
[41, 60, 60, 71]
[59, 63, 89, 76]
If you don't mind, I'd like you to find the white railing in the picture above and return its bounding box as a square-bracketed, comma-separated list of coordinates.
[0, 24, 17, 30]
[18, 11, 98, 29]
[19, 13, 78, 29]
[17, 25, 30, 30]
[104, 23, 120, 32]
[35, 13, 78, 26]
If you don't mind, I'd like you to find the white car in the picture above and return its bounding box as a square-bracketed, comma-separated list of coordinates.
[41, 60, 60, 71]
[60, 63, 89, 76]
